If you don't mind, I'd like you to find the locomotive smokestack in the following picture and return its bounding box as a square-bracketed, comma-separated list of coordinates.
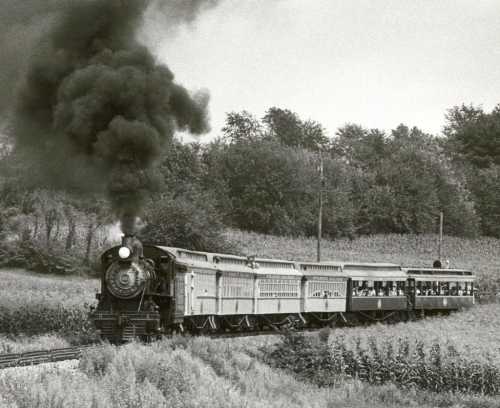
[7, 0, 217, 231]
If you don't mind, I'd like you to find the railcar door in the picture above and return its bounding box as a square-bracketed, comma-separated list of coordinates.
[406, 278, 415, 310]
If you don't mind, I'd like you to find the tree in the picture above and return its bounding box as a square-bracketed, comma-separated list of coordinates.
[443, 104, 500, 236]
[158, 139, 204, 196]
[222, 111, 263, 144]
[466, 165, 500, 237]
[444, 104, 500, 167]
[263, 107, 329, 150]
[211, 138, 318, 235]
[139, 187, 233, 253]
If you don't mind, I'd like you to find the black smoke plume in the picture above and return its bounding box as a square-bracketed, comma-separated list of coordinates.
[7, 0, 215, 234]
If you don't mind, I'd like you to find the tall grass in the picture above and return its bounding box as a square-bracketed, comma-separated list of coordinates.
[0, 269, 98, 343]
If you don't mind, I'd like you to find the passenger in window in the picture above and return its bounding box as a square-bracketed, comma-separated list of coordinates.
[389, 285, 397, 296]
[368, 287, 376, 296]
[377, 287, 384, 296]
[398, 287, 404, 296]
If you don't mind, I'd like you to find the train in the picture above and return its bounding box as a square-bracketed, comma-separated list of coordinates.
[91, 234, 476, 342]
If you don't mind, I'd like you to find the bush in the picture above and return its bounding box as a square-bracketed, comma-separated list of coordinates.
[139, 187, 235, 253]
[0, 239, 96, 276]
[264, 332, 337, 386]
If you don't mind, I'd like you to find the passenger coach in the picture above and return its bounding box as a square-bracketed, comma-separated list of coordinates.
[344, 262, 408, 321]
[404, 267, 475, 315]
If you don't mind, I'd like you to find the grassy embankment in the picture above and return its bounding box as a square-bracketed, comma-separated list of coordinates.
[0, 269, 99, 351]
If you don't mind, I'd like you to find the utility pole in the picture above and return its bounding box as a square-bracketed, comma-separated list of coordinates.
[317, 152, 324, 262]
[438, 211, 443, 261]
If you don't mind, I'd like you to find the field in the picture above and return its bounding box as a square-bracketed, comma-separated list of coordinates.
[267, 304, 500, 395]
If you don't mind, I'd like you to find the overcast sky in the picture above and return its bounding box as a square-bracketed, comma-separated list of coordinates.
[143, 0, 500, 140]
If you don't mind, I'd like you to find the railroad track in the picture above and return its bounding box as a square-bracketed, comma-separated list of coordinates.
[0, 344, 97, 370]
[0, 328, 315, 370]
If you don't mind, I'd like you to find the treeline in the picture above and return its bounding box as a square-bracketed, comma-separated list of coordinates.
[1, 104, 500, 274]
[154, 104, 500, 240]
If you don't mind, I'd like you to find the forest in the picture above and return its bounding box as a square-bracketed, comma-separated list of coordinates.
[1, 103, 499, 274]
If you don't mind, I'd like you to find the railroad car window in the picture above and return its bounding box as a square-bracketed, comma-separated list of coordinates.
[438, 282, 449, 295]
[221, 274, 253, 298]
[421, 281, 436, 296]
[352, 280, 379, 296]
[309, 281, 346, 298]
[258, 278, 300, 298]
[397, 281, 405, 296]
[462, 282, 472, 296]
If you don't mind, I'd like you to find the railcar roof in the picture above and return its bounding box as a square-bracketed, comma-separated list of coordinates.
[341, 262, 406, 280]
[155, 246, 215, 268]
[298, 262, 343, 277]
[147, 246, 470, 281]
[403, 267, 474, 276]
[246, 257, 300, 276]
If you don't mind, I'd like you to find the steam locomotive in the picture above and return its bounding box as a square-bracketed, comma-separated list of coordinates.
[91, 235, 475, 342]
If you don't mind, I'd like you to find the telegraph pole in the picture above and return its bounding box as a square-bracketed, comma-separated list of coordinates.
[317, 152, 324, 262]
[438, 211, 443, 261]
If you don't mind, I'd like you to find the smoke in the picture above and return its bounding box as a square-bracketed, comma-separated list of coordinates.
[6, 0, 216, 233]
[0, 0, 65, 119]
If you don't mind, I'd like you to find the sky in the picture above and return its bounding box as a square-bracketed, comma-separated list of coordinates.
[146, 0, 500, 141]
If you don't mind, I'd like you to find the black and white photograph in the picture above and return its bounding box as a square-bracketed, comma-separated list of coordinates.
[0, 1, 499, 407]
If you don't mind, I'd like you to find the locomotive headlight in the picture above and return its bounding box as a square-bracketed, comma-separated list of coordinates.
[118, 246, 131, 259]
